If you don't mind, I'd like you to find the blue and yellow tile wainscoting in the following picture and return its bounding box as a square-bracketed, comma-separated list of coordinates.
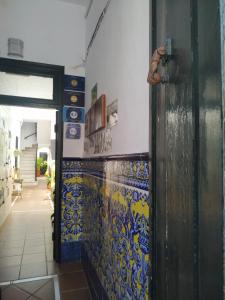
[61, 154, 152, 300]
[61, 160, 84, 262]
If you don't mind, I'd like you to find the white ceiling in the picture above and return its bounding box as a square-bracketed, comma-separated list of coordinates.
[58, 0, 90, 8]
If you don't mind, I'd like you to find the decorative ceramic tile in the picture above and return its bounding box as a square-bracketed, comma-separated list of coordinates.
[65, 123, 81, 140]
[82, 176, 150, 300]
[63, 90, 85, 107]
[64, 75, 85, 92]
[61, 241, 82, 262]
[61, 172, 84, 242]
[61, 157, 151, 299]
[62, 160, 150, 191]
[63, 106, 85, 123]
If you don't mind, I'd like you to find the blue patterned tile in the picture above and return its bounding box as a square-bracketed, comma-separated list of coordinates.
[61, 241, 82, 262]
[61, 158, 151, 299]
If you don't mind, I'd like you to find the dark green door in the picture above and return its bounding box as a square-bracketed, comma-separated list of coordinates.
[151, 0, 223, 299]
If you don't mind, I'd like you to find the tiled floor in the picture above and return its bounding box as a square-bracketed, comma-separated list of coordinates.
[0, 262, 92, 300]
[56, 262, 91, 300]
[0, 178, 54, 282]
[0, 178, 92, 299]
[0, 276, 56, 299]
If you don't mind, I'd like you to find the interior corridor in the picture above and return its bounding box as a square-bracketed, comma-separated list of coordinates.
[0, 178, 54, 281]
[0, 179, 91, 299]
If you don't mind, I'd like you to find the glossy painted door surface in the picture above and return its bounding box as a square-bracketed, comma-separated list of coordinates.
[152, 0, 223, 299]
[153, 1, 195, 299]
[198, 1, 223, 299]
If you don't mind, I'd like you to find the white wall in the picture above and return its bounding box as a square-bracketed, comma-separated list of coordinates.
[37, 120, 51, 148]
[0, 106, 20, 226]
[63, 123, 84, 157]
[20, 122, 37, 149]
[0, 0, 86, 76]
[85, 0, 150, 155]
[11, 106, 56, 139]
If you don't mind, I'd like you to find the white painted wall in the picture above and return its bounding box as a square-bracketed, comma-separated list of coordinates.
[11, 107, 56, 140]
[85, 0, 150, 155]
[0, 0, 86, 76]
[86, 0, 108, 46]
[37, 120, 51, 148]
[0, 107, 16, 227]
[63, 123, 84, 157]
[0, 0, 149, 158]
[20, 122, 37, 150]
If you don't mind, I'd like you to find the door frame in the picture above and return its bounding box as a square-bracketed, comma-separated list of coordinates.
[0, 57, 64, 262]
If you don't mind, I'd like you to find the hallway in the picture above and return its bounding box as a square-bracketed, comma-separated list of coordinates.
[0, 0, 223, 298]
[0, 179, 91, 299]
[0, 178, 54, 281]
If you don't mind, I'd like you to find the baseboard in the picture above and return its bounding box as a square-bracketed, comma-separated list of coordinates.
[82, 247, 109, 300]
[61, 241, 82, 262]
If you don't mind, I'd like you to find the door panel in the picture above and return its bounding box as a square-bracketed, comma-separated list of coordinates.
[152, 0, 223, 299]
[154, 1, 195, 299]
[198, 0, 223, 299]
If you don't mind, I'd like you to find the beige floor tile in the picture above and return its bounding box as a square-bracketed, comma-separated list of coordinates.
[0, 235, 26, 242]
[25, 239, 45, 247]
[34, 279, 55, 300]
[2, 240, 25, 248]
[0, 265, 20, 282]
[0, 255, 21, 268]
[46, 251, 54, 262]
[22, 253, 46, 264]
[1, 285, 29, 300]
[47, 262, 58, 275]
[23, 245, 45, 254]
[19, 262, 47, 279]
[26, 233, 45, 240]
[0, 246, 24, 258]
[15, 278, 50, 294]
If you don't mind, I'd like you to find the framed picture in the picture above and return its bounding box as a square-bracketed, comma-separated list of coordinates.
[93, 95, 106, 132]
[85, 110, 91, 137]
[107, 99, 118, 128]
[85, 94, 106, 136]
[90, 104, 95, 134]
[91, 83, 98, 105]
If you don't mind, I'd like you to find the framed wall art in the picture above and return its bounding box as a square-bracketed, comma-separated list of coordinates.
[92, 94, 106, 133]
[107, 99, 118, 128]
[85, 94, 106, 137]
[91, 83, 98, 105]
[85, 110, 91, 137]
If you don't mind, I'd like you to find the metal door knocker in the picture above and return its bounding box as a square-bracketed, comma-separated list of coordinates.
[147, 38, 173, 85]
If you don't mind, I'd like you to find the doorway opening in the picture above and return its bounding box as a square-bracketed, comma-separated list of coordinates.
[0, 105, 58, 281]
[0, 58, 64, 270]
